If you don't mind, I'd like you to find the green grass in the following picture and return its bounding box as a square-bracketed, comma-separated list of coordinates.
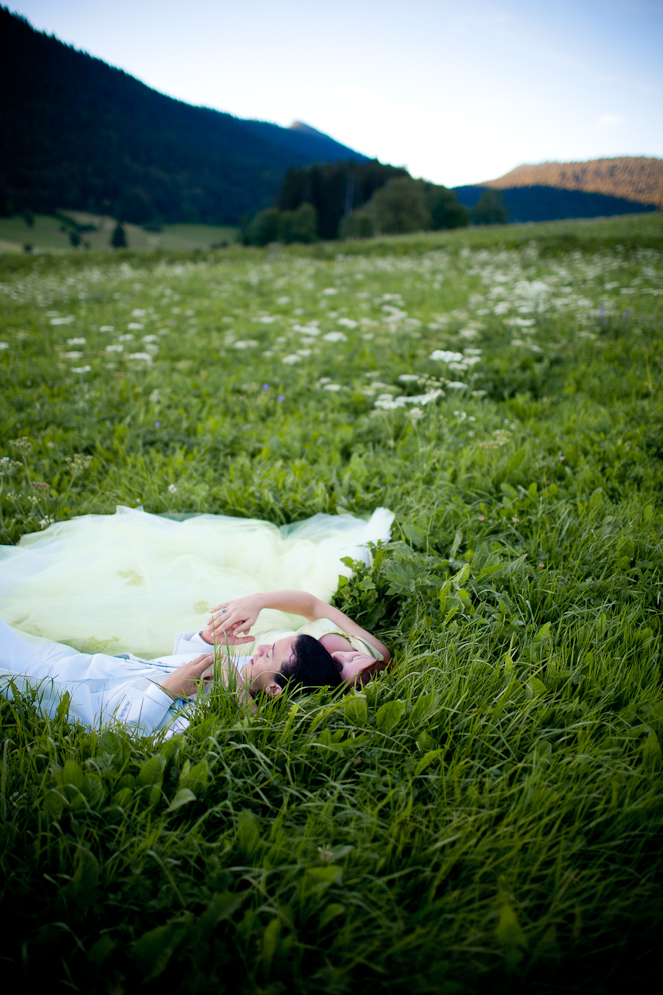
[0, 212, 238, 254]
[0, 214, 662, 993]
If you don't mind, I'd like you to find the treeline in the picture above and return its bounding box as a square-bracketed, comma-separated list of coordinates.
[455, 184, 658, 223]
[242, 164, 488, 245]
[0, 8, 365, 225]
[484, 157, 663, 210]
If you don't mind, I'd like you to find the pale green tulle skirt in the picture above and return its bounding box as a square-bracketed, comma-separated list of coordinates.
[0, 506, 394, 658]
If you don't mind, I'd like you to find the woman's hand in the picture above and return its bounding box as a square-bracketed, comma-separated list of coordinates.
[159, 653, 215, 699]
[207, 594, 266, 638]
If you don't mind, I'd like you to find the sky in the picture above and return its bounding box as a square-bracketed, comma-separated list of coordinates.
[8, 0, 663, 187]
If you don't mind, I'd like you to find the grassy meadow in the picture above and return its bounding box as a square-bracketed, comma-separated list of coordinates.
[1, 213, 662, 993]
[0, 212, 238, 254]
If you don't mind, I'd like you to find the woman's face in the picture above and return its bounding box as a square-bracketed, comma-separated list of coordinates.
[244, 636, 297, 695]
[332, 649, 378, 683]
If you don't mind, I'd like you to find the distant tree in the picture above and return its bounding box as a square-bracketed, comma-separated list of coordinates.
[110, 222, 128, 249]
[371, 178, 431, 235]
[470, 189, 508, 225]
[338, 208, 375, 240]
[428, 188, 469, 229]
[277, 160, 409, 239]
[22, 210, 34, 228]
[68, 230, 81, 248]
[279, 203, 318, 244]
[248, 208, 281, 246]
[23, 243, 33, 253]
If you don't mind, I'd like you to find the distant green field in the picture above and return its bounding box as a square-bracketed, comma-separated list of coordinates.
[0, 212, 238, 253]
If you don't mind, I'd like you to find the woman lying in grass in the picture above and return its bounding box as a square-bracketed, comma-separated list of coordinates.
[0, 590, 390, 736]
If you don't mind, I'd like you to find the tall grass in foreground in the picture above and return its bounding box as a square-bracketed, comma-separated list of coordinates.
[0, 215, 662, 992]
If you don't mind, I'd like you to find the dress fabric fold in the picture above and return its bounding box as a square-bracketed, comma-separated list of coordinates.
[0, 505, 394, 658]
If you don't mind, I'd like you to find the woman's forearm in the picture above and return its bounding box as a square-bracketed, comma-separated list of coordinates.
[256, 590, 319, 618]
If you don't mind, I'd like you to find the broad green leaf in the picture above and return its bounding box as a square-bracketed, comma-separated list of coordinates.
[60, 759, 84, 789]
[42, 788, 64, 820]
[132, 922, 189, 982]
[414, 749, 444, 776]
[305, 864, 343, 895]
[376, 699, 405, 735]
[167, 788, 196, 812]
[642, 729, 661, 769]
[496, 900, 527, 950]
[262, 917, 280, 968]
[136, 753, 166, 788]
[198, 892, 244, 938]
[534, 622, 552, 643]
[320, 903, 345, 928]
[453, 563, 470, 587]
[55, 692, 71, 723]
[237, 809, 260, 853]
[402, 522, 426, 548]
[343, 694, 367, 726]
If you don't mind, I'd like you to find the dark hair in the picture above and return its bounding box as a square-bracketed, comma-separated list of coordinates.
[274, 634, 342, 693]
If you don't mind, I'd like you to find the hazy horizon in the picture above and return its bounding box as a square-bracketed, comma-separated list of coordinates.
[7, 0, 663, 188]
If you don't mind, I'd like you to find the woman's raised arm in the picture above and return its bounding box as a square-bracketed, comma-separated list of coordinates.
[207, 590, 390, 662]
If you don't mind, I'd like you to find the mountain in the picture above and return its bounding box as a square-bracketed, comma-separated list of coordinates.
[453, 184, 658, 224]
[480, 157, 663, 210]
[0, 7, 368, 225]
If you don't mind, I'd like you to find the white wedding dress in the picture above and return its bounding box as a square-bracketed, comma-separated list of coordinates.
[0, 505, 394, 658]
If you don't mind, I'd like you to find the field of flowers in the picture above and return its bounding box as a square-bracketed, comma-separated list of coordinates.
[1, 214, 662, 993]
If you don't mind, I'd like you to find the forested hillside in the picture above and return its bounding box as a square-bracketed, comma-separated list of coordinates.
[0, 8, 367, 225]
[454, 184, 658, 223]
[483, 157, 663, 209]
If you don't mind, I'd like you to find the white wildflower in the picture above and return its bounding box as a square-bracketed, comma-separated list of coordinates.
[168, 483, 178, 494]
[128, 352, 153, 362]
[50, 316, 74, 325]
[257, 315, 277, 324]
[127, 323, 144, 330]
[0, 342, 9, 350]
[337, 318, 358, 329]
[323, 383, 342, 391]
[323, 331, 347, 343]
[430, 350, 464, 363]
[321, 288, 338, 295]
[99, 325, 114, 332]
[282, 354, 302, 365]
[408, 407, 424, 421]
[233, 340, 258, 349]
[64, 351, 83, 359]
[447, 381, 467, 390]
[106, 344, 123, 353]
[297, 349, 312, 357]
[142, 334, 158, 343]
[277, 296, 291, 305]
[149, 389, 160, 403]
[119, 333, 134, 342]
[463, 356, 482, 366]
[398, 374, 420, 382]
[447, 362, 468, 372]
[131, 309, 147, 317]
[71, 365, 91, 373]
[67, 337, 86, 345]
[374, 396, 405, 410]
[458, 327, 480, 339]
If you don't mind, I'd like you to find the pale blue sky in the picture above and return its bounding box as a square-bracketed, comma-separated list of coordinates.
[8, 0, 663, 186]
